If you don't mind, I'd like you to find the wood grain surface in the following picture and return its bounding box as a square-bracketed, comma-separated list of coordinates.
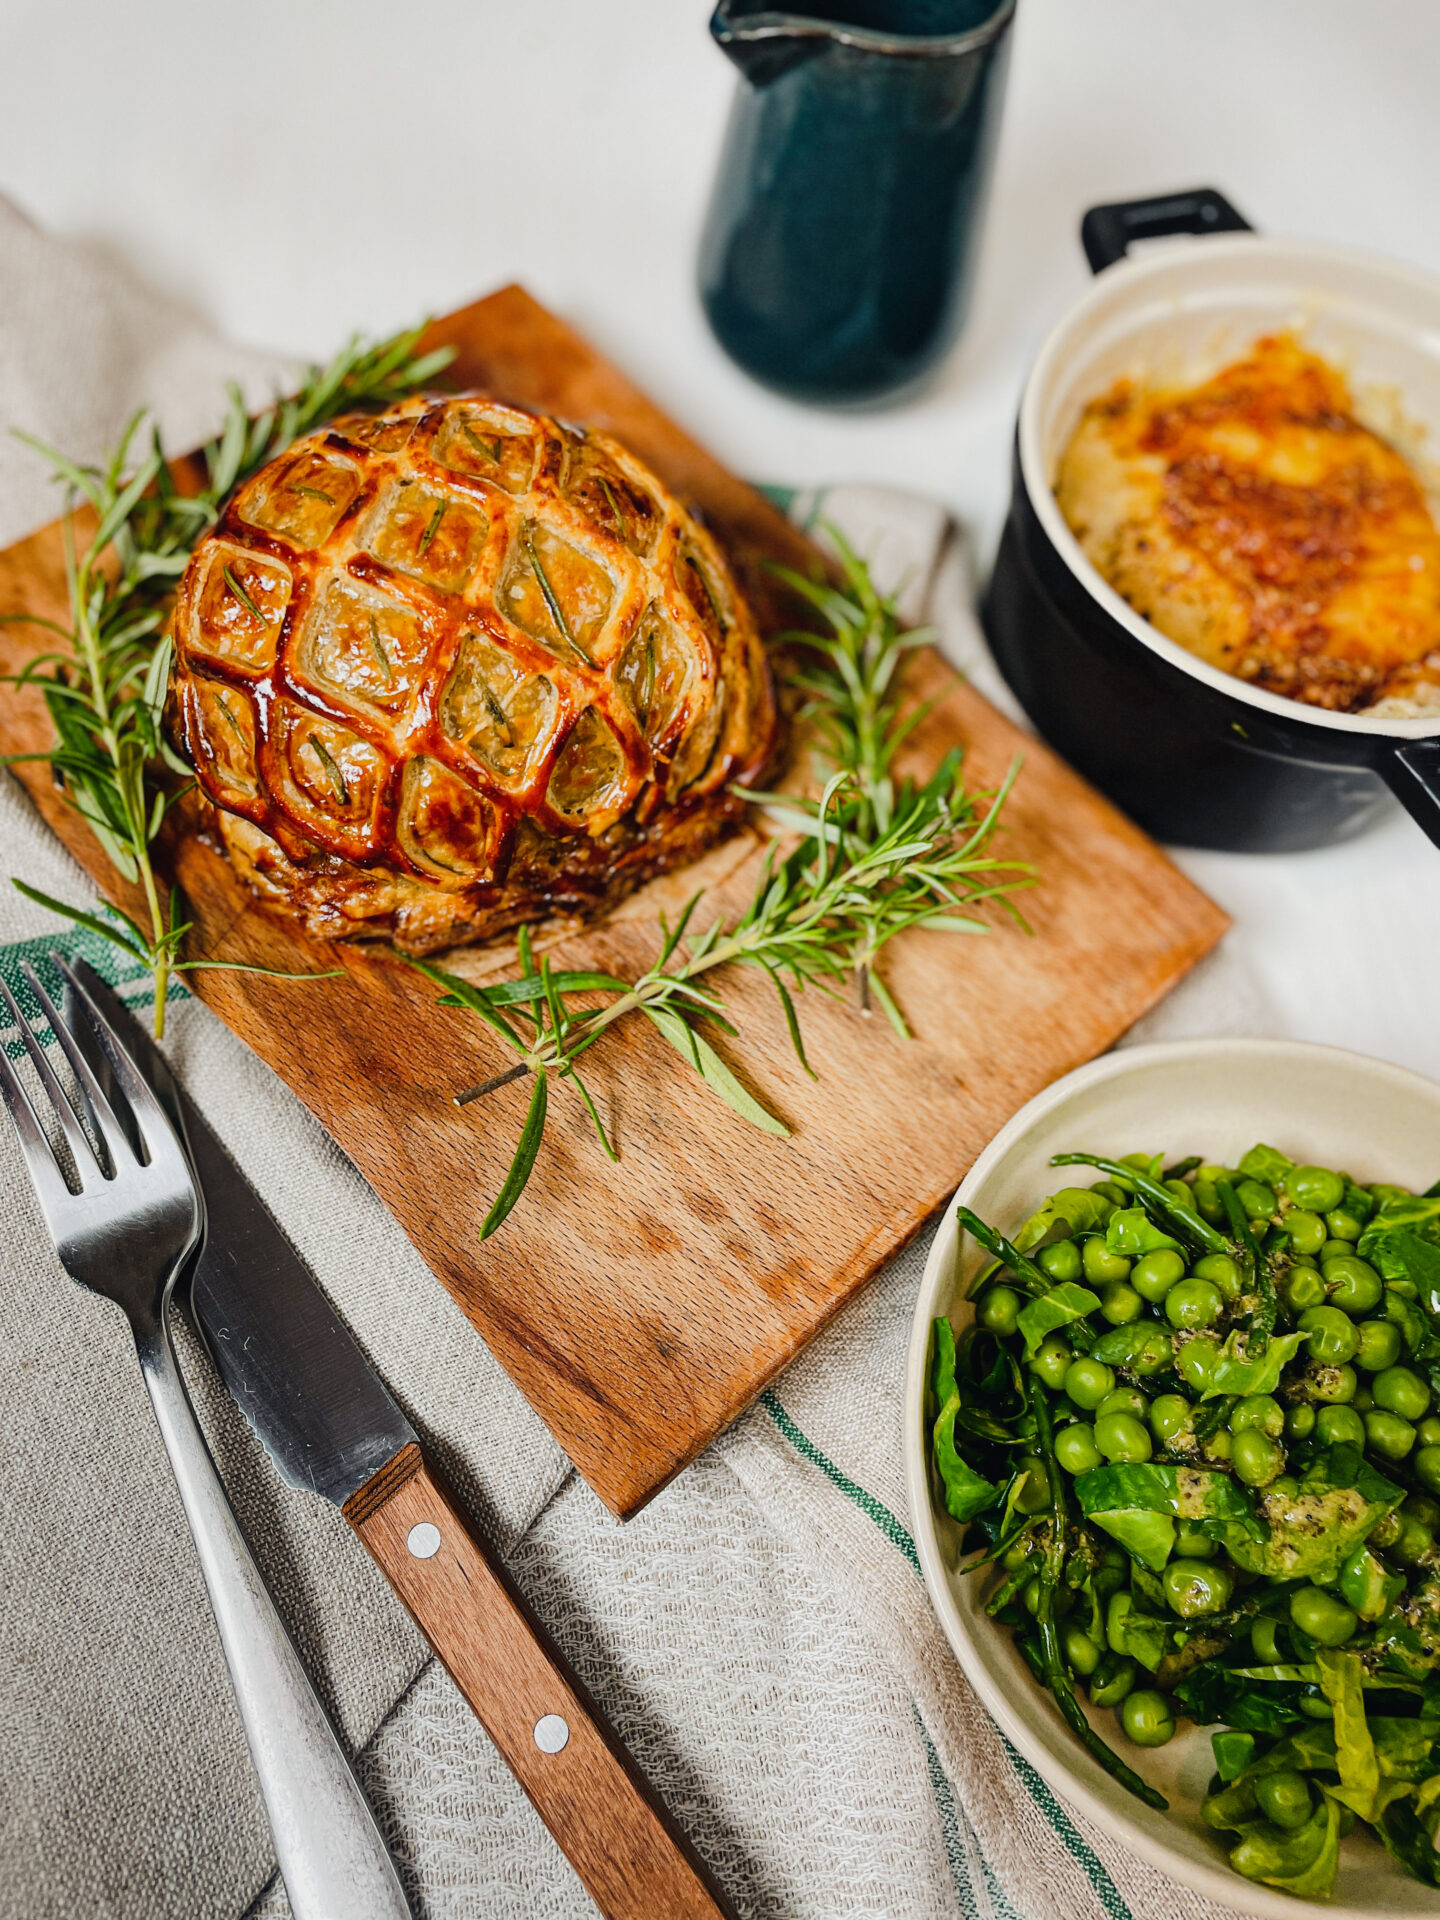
[346, 1443, 737, 1919]
[0, 284, 1229, 1515]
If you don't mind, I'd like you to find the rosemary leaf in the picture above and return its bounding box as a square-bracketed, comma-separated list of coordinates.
[479, 1072, 549, 1239]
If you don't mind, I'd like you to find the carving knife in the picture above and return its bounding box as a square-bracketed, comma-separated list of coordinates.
[68, 958, 735, 1920]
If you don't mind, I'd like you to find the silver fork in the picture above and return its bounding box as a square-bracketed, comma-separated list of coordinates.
[0, 956, 411, 1920]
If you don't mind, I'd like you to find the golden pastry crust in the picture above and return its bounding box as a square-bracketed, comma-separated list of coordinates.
[1055, 334, 1440, 714]
[169, 395, 777, 951]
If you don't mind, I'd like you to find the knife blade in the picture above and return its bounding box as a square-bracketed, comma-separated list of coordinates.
[68, 958, 736, 1920]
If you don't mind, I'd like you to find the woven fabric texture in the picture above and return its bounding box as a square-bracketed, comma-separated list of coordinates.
[0, 195, 1261, 1920]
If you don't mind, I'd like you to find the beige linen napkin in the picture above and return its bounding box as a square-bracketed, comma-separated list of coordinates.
[1, 196, 1276, 1920]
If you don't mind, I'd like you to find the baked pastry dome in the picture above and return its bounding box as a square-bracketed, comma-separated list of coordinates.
[169, 395, 777, 952]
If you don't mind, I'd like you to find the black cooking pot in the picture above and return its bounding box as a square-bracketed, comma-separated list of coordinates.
[984, 187, 1440, 853]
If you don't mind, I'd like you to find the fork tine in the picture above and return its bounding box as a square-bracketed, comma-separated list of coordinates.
[46, 956, 191, 1183]
[0, 971, 106, 1183]
[0, 1007, 72, 1219]
[20, 962, 136, 1174]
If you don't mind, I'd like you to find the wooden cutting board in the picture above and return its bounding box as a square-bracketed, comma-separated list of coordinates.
[0, 286, 1228, 1516]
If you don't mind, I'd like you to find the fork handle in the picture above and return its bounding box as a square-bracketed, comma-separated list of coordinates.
[138, 1322, 411, 1920]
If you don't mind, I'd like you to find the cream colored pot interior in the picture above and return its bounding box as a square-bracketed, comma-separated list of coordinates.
[1019, 235, 1440, 740]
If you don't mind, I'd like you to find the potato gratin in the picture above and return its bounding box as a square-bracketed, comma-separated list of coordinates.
[1055, 334, 1440, 715]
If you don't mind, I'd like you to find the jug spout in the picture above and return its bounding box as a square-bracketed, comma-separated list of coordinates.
[709, 4, 829, 87]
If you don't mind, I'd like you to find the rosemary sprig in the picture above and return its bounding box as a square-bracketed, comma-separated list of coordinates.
[419, 528, 1036, 1236]
[4, 322, 453, 1034]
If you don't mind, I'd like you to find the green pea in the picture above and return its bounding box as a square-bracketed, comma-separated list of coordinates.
[1021, 1578, 1042, 1616]
[1230, 1395, 1284, 1439]
[1055, 1423, 1103, 1475]
[977, 1285, 1021, 1335]
[1324, 1206, 1364, 1243]
[1089, 1181, 1128, 1208]
[1366, 1409, 1417, 1461]
[1149, 1393, 1192, 1444]
[1299, 1306, 1360, 1365]
[1298, 1695, 1336, 1720]
[1100, 1282, 1143, 1326]
[1315, 1405, 1365, 1447]
[1061, 1624, 1101, 1676]
[1030, 1337, 1073, 1390]
[1175, 1523, 1217, 1559]
[1372, 1511, 1404, 1549]
[1128, 1327, 1177, 1378]
[1165, 1278, 1222, 1330]
[1285, 1404, 1316, 1440]
[1284, 1166, 1345, 1213]
[1387, 1279, 1421, 1302]
[1319, 1238, 1356, 1267]
[1404, 1492, 1440, 1529]
[1121, 1689, 1176, 1747]
[1192, 1251, 1244, 1302]
[1037, 1238, 1083, 1284]
[1203, 1425, 1233, 1463]
[1283, 1210, 1327, 1258]
[1355, 1319, 1402, 1372]
[1374, 1366, 1431, 1421]
[1290, 1585, 1358, 1646]
[1131, 1249, 1185, 1303]
[1353, 1384, 1374, 1412]
[1371, 1183, 1413, 1206]
[1082, 1238, 1132, 1285]
[1341, 1545, 1402, 1622]
[1307, 1363, 1358, 1404]
[1176, 1334, 1221, 1393]
[1232, 1428, 1283, 1487]
[1163, 1558, 1234, 1617]
[1324, 1253, 1383, 1314]
[1088, 1654, 1136, 1707]
[1254, 1769, 1314, 1831]
[1094, 1412, 1153, 1464]
[1097, 1386, 1149, 1421]
[1285, 1267, 1327, 1312]
[1419, 1417, 1440, 1448]
[1391, 1514, 1434, 1567]
[1251, 1615, 1284, 1663]
[1014, 1457, 1051, 1513]
[1236, 1178, 1277, 1221]
[1001, 1539, 1032, 1572]
[1414, 1446, 1440, 1496]
[1062, 1357, 1115, 1411]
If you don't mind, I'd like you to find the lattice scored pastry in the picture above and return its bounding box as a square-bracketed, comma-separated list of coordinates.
[170, 395, 777, 953]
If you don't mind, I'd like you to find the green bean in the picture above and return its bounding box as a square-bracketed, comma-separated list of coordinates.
[1026, 1379, 1167, 1810]
[1050, 1154, 1227, 1254]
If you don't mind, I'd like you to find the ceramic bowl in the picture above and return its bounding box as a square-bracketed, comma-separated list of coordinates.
[903, 1037, 1440, 1918]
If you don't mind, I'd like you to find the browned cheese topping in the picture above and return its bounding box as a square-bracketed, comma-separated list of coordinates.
[1055, 333, 1440, 714]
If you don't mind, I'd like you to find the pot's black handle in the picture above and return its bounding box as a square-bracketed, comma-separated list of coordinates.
[1081, 188, 1253, 275]
[1383, 738, 1440, 848]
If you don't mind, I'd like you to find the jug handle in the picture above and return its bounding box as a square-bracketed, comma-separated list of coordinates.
[1080, 188, 1253, 274]
[1382, 737, 1440, 849]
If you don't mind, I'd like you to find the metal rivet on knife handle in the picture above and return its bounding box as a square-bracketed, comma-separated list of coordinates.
[534, 1715, 571, 1755]
[406, 1522, 442, 1560]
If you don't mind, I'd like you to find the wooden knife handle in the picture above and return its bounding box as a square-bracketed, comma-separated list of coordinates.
[345, 1445, 737, 1920]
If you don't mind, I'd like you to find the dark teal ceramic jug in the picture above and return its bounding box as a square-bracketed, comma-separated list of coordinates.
[698, 0, 1015, 405]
